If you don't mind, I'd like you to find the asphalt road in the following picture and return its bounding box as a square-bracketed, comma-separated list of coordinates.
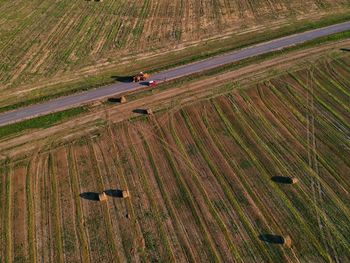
[1, 21, 350, 127]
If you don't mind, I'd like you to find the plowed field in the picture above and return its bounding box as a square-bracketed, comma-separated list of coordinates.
[1, 56, 350, 262]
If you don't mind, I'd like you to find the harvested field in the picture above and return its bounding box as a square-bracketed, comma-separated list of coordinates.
[1, 55, 350, 262]
[0, 0, 349, 98]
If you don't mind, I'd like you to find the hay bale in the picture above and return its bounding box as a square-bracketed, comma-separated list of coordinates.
[272, 176, 299, 184]
[282, 235, 292, 247]
[290, 177, 299, 184]
[99, 192, 107, 201]
[122, 190, 130, 198]
[120, 96, 127, 103]
[146, 108, 153, 115]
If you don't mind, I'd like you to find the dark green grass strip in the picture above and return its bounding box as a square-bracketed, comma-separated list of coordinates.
[0, 106, 88, 139]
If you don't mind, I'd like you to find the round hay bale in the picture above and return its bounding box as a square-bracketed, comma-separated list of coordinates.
[271, 176, 299, 184]
[290, 177, 299, 184]
[99, 192, 107, 201]
[120, 96, 127, 103]
[283, 235, 292, 248]
[122, 190, 130, 198]
[146, 109, 153, 115]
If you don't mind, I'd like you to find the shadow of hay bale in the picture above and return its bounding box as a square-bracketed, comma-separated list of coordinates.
[108, 97, 120, 103]
[108, 96, 126, 103]
[340, 48, 350, 52]
[104, 189, 123, 198]
[133, 109, 152, 115]
[259, 234, 284, 244]
[79, 192, 100, 201]
[271, 176, 298, 184]
[259, 234, 292, 247]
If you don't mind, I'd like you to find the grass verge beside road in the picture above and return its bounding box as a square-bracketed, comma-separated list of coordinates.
[0, 107, 88, 140]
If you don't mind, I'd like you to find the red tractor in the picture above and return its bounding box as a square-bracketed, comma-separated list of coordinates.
[133, 72, 150, 82]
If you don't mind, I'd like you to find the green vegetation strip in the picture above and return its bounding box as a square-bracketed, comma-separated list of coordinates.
[0, 106, 88, 139]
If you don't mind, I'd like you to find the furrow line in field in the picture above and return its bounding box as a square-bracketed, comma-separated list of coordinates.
[4, 165, 12, 263]
[140, 130, 198, 262]
[48, 153, 64, 263]
[35, 155, 51, 262]
[169, 112, 244, 262]
[67, 146, 91, 263]
[54, 148, 81, 262]
[12, 163, 29, 262]
[126, 126, 176, 262]
[27, 156, 37, 263]
[0, 164, 6, 262]
[152, 116, 223, 262]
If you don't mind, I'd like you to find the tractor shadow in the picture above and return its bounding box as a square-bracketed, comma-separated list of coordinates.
[79, 192, 100, 201]
[259, 234, 284, 244]
[111, 76, 133, 83]
[104, 189, 123, 198]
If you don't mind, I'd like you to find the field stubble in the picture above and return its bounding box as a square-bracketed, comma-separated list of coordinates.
[0, 54, 349, 261]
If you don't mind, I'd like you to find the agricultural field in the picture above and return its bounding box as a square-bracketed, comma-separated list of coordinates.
[0, 52, 349, 262]
[0, 0, 350, 102]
